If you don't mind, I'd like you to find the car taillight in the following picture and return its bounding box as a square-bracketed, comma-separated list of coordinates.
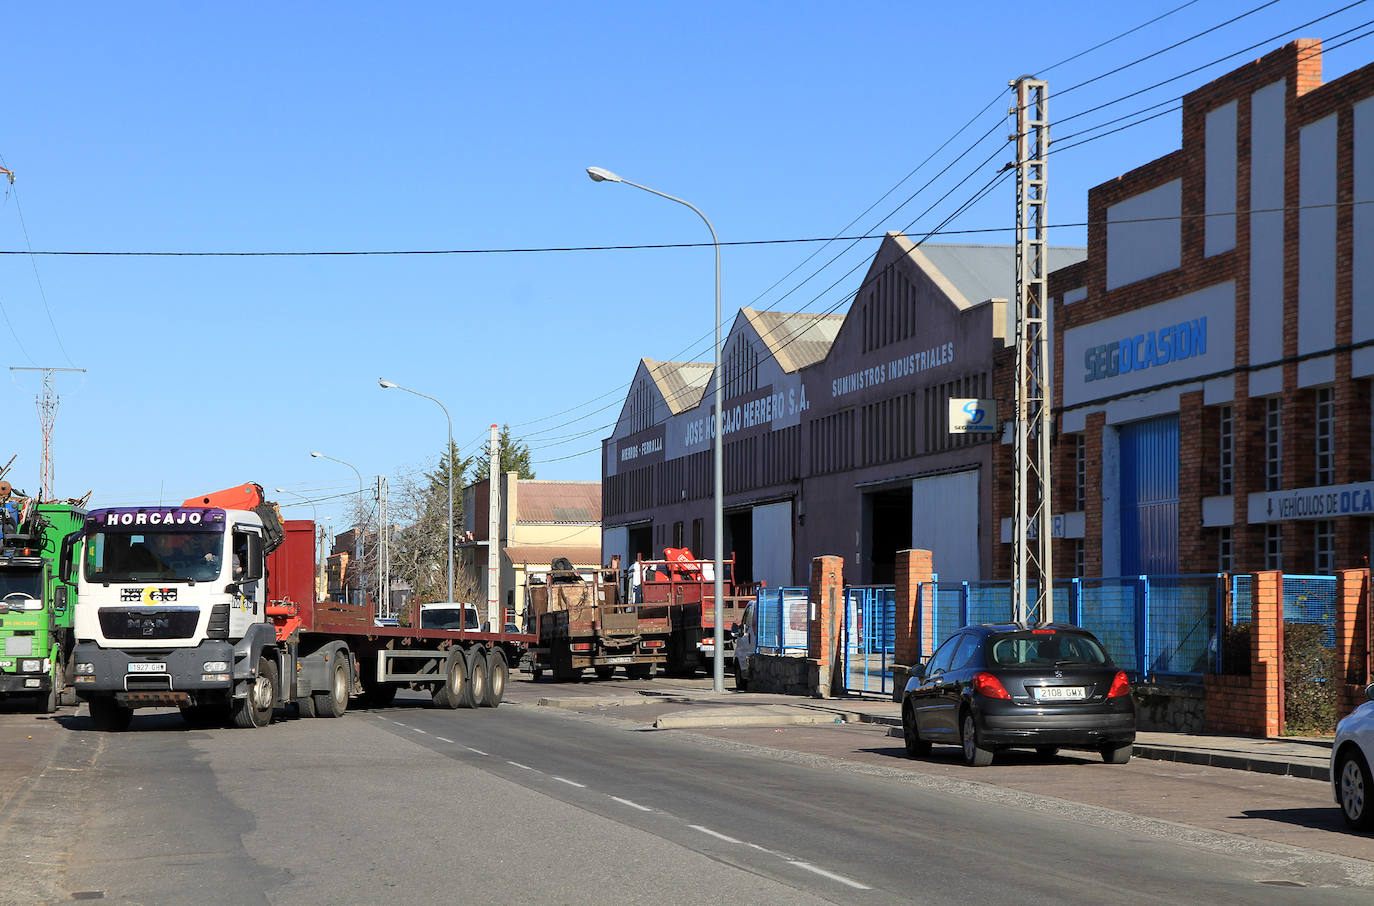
[1107, 671, 1131, 698]
[972, 672, 1011, 700]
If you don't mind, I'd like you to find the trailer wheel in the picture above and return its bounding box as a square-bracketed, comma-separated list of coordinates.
[313, 652, 350, 718]
[482, 649, 508, 708]
[36, 667, 61, 713]
[89, 696, 132, 732]
[433, 649, 467, 710]
[462, 648, 487, 709]
[233, 656, 277, 729]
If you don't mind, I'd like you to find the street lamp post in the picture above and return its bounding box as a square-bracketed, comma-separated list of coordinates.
[310, 450, 365, 607]
[587, 166, 726, 694]
[379, 378, 455, 602]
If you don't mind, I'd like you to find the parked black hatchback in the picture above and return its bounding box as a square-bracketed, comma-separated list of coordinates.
[901, 623, 1136, 767]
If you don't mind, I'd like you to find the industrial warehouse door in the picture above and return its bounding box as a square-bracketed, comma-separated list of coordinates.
[1119, 416, 1179, 575]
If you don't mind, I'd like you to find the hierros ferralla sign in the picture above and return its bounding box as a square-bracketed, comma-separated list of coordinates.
[1248, 481, 1374, 524]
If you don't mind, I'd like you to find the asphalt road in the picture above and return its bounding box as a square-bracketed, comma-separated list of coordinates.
[2, 679, 1372, 905]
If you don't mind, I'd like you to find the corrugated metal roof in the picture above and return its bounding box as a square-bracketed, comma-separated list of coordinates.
[646, 359, 713, 415]
[515, 481, 601, 524]
[744, 308, 845, 372]
[898, 239, 1087, 310]
[503, 545, 602, 567]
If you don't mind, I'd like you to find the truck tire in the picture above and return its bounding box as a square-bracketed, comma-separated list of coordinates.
[232, 656, 277, 729]
[462, 648, 487, 709]
[433, 649, 467, 710]
[89, 696, 133, 732]
[626, 663, 654, 681]
[482, 649, 507, 708]
[313, 652, 350, 718]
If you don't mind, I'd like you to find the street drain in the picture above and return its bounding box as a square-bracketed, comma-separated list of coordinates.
[1258, 880, 1307, 888]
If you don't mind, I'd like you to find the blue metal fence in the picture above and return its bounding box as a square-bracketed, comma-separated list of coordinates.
[1282, 574, 1338, 646]
[754, 587, 809, 653]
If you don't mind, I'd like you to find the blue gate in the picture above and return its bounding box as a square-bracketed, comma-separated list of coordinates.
[1119, 416, 1179, 575]
[842, 585, 895, 696]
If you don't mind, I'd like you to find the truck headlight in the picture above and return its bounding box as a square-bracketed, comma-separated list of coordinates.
[19, 658, 42, 673]
[202, 661, 229, 672]
[75, 662, 95, 676]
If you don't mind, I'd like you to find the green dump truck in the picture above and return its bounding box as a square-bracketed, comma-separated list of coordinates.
[0, 498, 85, 711]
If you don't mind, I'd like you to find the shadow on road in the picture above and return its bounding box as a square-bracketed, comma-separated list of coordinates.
[1240, 807, 1357, 835]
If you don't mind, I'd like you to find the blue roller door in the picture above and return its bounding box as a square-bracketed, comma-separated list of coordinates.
[1119, 416, 1179, 575]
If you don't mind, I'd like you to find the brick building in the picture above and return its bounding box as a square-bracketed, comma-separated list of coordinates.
[1019, 40, 1374, 579]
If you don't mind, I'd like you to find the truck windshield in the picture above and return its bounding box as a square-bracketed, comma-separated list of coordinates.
[420, 607, 479, 631]
[0, 569, 44, 602]
[83, 531, 225, 583]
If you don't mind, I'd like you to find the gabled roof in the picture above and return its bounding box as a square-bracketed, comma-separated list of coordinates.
[893, 237, 1087, 310]
[645, 359, 713, 415]
[516, 480, 601, 524]
[740, 308, 845, 373]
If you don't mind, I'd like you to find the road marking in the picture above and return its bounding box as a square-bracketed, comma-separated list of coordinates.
[434, 736, 453, 743]
[553, 776, 587, 788]
[508, 761, 535, 771]
[787, 861, 872, 890]
[609, 796, 652, 812]
[688, 825, 743, 845]
[465, 746, 488, 756]
[413, 728, 428, 735]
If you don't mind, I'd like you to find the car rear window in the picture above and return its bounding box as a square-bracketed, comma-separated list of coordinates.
[987, 631, 1111, 667]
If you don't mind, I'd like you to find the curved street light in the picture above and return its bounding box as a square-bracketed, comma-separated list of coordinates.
[588, 165, 726, 694]
[379, 378, 455, 602]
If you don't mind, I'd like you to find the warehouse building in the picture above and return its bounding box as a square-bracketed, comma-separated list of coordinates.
[603, 236, 1085, 586]
[1031, 40, 1374, 579]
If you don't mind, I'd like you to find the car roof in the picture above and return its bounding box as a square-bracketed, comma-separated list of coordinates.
[960, 622, 1094, 636]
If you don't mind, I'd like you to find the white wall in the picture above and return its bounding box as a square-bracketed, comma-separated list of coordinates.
[911, 469, 980, 582]
[1205, 101, 1238, 256]
[750, 501, 793, 589]
[1107, 180, 1182, 290]
[1299, 113, 1338, 387]
[1249, 79, 1286, 395]
[602, 526, 629, 576]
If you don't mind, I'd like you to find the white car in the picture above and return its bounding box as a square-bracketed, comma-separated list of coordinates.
[732, 602, 756, 691]
[1332, 682, 1374, 831]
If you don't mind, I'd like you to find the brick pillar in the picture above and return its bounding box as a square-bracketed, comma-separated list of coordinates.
[1177, 391, 1206, 573]
[1084, 412, 1106, 578]
[1253, 570, 1284, 737]
[807, 555, 843, 698]
[891, 549, 933, 702]
[1336, 569, 1371, 717]
[1282, 389, 1316, 572]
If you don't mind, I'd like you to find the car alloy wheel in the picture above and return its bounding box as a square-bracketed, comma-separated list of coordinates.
[1339, 751, 1373, 830]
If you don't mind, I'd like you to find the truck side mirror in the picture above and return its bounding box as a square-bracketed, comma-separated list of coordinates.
[243, 534, 264, 581]
[54, 586, 69, 614]
[59, 531, 81, 584]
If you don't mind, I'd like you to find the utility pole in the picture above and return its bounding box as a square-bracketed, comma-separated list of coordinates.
[10, 366, 85, 500]
[1011, 76, 1053, 625]
[376, 475, 390, 620]
[486, 424, 500, 630]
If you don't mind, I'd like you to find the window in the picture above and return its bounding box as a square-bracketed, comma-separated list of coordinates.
[925, 633, 963, 676]
[950, 634, 982, 671]
[1218, 405, 1233, 496]
[1265, 398, 1282, 492]
[672, 521, 684, 549]
[1073, 540, 1085, 579]
[1265, 524, 1282, 571]
[691, 518, 704, 557]
[1074, 434, 1086, 511]
[1218, 527, 1232, 572]
[1316, 388, 1334, 486]
[1315, 520, 1334, 575]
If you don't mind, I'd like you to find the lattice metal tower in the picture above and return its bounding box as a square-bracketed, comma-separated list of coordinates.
[1011, 77, 1053, 625]
[9, 366, 85, 500]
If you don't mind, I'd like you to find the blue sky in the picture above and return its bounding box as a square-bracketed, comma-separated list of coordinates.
[1, 2, 1370, 530]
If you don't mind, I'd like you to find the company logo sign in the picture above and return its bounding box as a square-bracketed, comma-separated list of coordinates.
[1248, 481, 1374, 524]
[121, 587, 178, 604]
[1084, 318, 1207, 382]
[89, 508, 225, 532]
[949, 398, 997, 434]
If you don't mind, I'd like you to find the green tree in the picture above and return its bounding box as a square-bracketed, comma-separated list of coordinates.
[473, 424, 535, 480]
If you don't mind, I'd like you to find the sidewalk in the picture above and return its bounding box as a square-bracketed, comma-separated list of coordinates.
[535, 683, 1336, 783]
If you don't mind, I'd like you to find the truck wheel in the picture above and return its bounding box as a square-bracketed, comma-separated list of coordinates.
[594, 665, 615, 680]
[481, 649, 507, 708]
[462, 648, 487, 709]
[37, 662, 64, 713]
[733, 663, 749, 692]
[233, 656, 277, 729]
[433, 649, 467, 710]
[313, 652, 350, 718]
[626, 663, 654, 681]
[89, 697, 132, 732]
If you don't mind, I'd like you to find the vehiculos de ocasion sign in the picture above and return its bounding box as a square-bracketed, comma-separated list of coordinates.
[1248, 481, 1374, 523]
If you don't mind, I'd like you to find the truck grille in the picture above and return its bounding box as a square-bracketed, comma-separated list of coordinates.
[98, 609, 200, 640]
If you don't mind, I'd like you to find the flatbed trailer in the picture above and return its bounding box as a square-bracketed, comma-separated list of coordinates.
[633, 551, 750, 676]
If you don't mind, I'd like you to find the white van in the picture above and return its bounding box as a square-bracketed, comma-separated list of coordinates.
[419, 602, 480, 632]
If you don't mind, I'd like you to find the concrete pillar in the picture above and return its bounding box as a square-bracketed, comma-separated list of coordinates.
[807, 555, 843, 699]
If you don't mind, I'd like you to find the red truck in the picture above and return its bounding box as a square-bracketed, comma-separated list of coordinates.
[68, 484, 531, 729]
[631, 549, 753, 677]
